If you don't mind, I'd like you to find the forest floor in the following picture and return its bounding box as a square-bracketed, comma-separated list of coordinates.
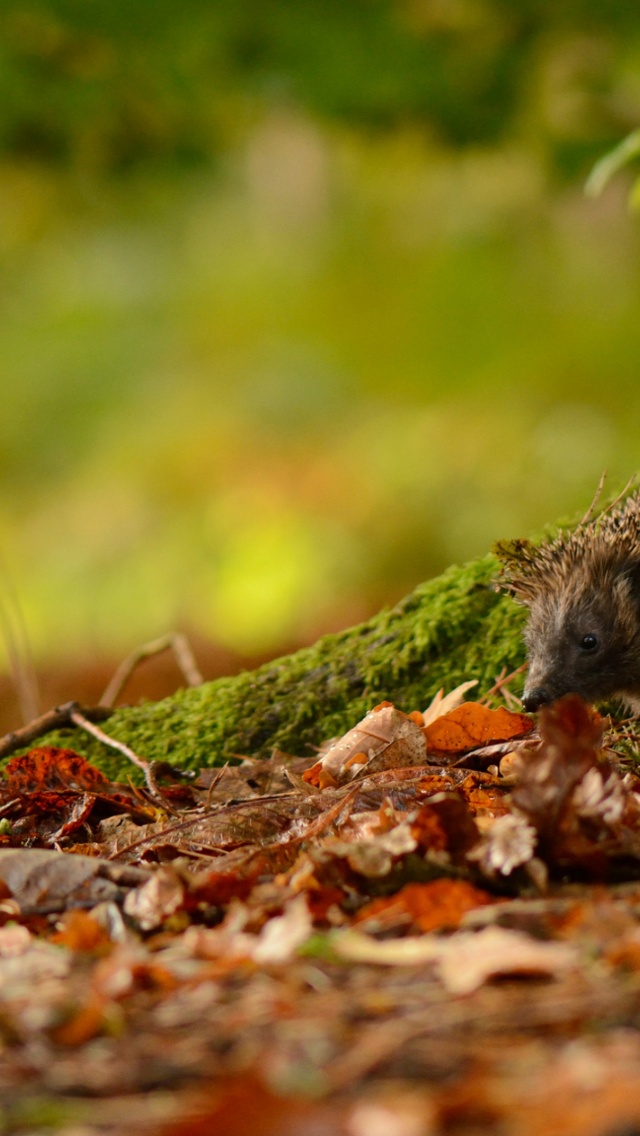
[2, 678, 640, 1136]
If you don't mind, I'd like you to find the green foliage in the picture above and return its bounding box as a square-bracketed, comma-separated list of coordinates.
[0, 0, 638, 173]
[586, 130, 640, 208]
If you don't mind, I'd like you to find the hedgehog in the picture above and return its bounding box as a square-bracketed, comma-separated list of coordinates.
[495, 489, 640, 714]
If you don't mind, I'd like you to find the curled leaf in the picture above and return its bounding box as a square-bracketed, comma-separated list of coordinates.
[303, 704, 427, 788]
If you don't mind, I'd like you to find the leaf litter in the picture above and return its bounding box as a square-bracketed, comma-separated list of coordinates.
[4, 689, 640, 1133]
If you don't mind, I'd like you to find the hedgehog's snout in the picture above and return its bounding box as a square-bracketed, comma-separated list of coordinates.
[521, 686, 553, 713]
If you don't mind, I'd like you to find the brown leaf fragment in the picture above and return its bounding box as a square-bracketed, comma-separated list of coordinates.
[511, 696, 603, 829]
[155, 1076, 347, 1136]
[467, 812, 538, 877]
[0, 747, 156, 849]
[50, 910, 114, 954]
[332, 924, 578, 993]
[454, 771, 511, 818]
[320, 821, 419, 880]
[435, 926, 577, 995]
[50, 792, 97, 841]
[302, 704, 427, 788]
[422, 680, 479, 726]
[251, 895, 313, 963]
[123, 866, 185, 931]
[49, 990, 108, 1047]
[189, 844, 301, 908]
[410, 793, 481, 863]
[2, 789, 99, 845]
[423, 702, 534, 756]
[511, 695, 640, 873]
[0, 923, 71, 1012]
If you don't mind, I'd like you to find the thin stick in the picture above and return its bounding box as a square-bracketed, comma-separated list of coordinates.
[99, 633, 204, 708]
[479, 662, 528, 703]
[69, 709, 148, 772]
[598, 473, 638, 519]
[69, 709, 185, 817]
[580, 470, 608, 525]
[205, 762, 229, 811]
[0, 701, 111, 760]
[108, 789, 299, 860]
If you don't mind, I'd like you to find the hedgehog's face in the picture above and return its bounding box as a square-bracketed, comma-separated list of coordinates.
[521, 572, 638, 712]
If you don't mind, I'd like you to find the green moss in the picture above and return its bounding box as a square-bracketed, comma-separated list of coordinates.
[20, 554, 526, 780]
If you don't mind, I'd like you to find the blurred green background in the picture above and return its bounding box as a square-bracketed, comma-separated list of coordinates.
[2, 0, 640, 711]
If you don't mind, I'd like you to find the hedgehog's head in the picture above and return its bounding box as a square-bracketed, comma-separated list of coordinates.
[495, 511, 640, 712]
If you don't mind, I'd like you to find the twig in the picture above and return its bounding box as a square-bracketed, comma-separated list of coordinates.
[596, 473, 638, 522]
[0, 701, 111, 760]
[108, 789, 299, 860]
[205, 761, 229, 810]
[99, 633, 204, 708]
[69, 709, 149, 774]
[580, 470, 608, 525]
[479, 663, 528, 704]
[69, 709, 181, 814]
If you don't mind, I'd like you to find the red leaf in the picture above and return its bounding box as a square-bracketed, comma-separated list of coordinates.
[3, 748, 112, 794]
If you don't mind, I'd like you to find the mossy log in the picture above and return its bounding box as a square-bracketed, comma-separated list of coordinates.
[23, 553, 527, 781]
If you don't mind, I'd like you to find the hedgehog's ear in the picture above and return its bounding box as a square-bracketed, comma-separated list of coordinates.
[493, 538, 542, 602]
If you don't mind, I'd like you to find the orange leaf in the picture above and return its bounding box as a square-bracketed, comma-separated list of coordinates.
[423, 702, 534, 754]
[356, 879, 497, 933]
[50, 992, 107, 1047]
[50, 910, 112, 953]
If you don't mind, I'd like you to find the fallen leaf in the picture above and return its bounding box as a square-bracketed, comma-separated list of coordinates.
[435, 925, 578, 995]
[423, 702, 534, 756]
[332, 925, 577, 994]
[511, 695, 640, 872]
[467, 812, 538, 877]
[252, 895, 313, 963]
[410, 793, 480, 862]
[0, 848, 149, 914]
[422, 681, 479, 727]
[124, 866, 185, 931]
[2, 748, 112, 793]
[303, 704, 427, 788]
[355, 879, 497, 933]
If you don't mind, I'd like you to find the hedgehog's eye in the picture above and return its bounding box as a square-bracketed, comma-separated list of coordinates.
[580, 634, 599, 652]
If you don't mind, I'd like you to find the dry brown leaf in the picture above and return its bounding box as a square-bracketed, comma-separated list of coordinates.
[123, 865, 185, 931]
[302, 704, 427, 788]
[332, 925, 578, 994]
[0, 848, 149, 914]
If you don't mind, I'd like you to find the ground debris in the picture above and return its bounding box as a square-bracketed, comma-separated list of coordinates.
[2, 690, 640, 1133]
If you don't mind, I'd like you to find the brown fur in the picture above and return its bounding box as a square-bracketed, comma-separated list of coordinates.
[495, 492, 640, 711]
